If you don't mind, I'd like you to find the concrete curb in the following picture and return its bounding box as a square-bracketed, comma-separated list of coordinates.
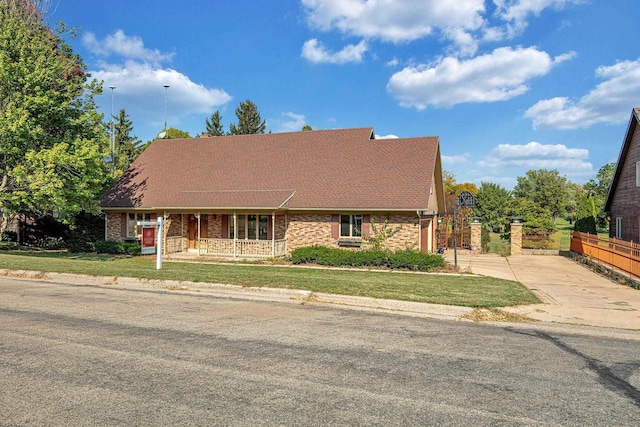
[2, 268, 639, 340]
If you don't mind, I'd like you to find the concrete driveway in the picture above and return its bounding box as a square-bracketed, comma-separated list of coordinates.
[449, 252, 640, 330]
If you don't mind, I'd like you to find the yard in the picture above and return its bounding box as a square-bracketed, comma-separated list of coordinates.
[0, 251, 540, 308]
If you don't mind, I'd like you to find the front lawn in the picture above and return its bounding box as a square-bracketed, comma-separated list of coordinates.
[0, 251, 540, 308]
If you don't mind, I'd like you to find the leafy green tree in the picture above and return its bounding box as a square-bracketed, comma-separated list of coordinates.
[583, 162, 615, 229]
[442, 169, 478, 212]
[113, 108, 142, 173]
[0, 0, 109, 232]
[302, 124, 312, 131]
[574, 193, 597, 234]
[165, 127, 191, 139]
[205, 111, 225, 136]
[513, 169, 569, 223]
[229, 99, 266, 135]
[472, 182, 512, 231]
[502, 197, 554, 240]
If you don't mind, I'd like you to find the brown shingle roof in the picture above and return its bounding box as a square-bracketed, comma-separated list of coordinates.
[100, 127, 441, 211]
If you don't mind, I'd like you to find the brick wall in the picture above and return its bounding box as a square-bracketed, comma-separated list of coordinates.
[105, 213, 122, 241]
[285, 213, 420, 254]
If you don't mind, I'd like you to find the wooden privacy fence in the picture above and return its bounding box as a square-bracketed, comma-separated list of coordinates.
[570, 231, 640, 278]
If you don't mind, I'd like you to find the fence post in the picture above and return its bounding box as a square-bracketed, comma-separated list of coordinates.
[510, 221, 523, 255]
[470, 219, 482, 252]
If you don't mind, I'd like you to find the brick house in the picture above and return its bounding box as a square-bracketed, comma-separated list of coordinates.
[100, 127, 445, 258]
[605, 108, 640, 241]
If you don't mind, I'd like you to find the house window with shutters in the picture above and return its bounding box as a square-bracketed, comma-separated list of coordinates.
[127, 213, 151, 239]
[340, 214, 362, 238]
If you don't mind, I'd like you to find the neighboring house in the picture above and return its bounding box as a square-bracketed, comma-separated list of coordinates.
[605, 108, 640, 241]
[100, 127, 445, 258]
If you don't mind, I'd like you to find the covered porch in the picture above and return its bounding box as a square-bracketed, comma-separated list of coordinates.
[163, 211, 287, 259]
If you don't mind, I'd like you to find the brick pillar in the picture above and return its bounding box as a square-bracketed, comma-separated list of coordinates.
[510, 222, 523, 255]
[470, 220, 482, 252]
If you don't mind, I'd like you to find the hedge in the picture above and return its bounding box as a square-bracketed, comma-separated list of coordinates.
[93, 240, 141, 256]
[291, 246, 444, 271]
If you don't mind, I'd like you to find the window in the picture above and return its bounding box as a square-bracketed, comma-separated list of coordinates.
[636, 162, 640, 187]
[616, 217, 622, 239]
[340, 214, 362, 238]
[229, 214, 269, 240]
[127, 213, 151, 238]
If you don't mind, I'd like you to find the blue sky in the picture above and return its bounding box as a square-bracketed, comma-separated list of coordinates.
[48, 0, 640, 188]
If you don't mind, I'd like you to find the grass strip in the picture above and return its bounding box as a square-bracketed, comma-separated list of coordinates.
[0, 251, 541, 308]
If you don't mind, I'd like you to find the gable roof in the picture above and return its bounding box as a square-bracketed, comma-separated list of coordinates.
[100, 127, 443, 211]
[604, 108, 640, 212]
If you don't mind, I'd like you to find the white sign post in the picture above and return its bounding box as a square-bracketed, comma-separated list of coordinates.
[137, 218, 164, 270]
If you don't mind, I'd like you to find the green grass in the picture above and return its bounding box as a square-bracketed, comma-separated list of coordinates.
[486, 233, 510, 256]
[0, 251, 540, 308]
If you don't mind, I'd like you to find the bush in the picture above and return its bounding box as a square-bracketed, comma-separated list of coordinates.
[291, 246, 444, 271]
[93, 240, 141, 256]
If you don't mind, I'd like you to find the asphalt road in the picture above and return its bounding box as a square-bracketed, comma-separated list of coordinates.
[1, 277, 639, 426]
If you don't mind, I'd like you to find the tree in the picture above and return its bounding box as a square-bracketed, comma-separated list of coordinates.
[472, 182, 512, 231]
[503, 197, 554, 240]
[0, 0, 109, 232]
[113, 108, 142, 173]
[442, 169, 478, 212]
[205, 111, 225, 136]
[513, 169, 569, 223]
[302, 124, 312, 131]
[574, 193, 597, 234]
[583, 162, 615, 229]
[229, 99, 266, 135]
[164, 127, 191, 139]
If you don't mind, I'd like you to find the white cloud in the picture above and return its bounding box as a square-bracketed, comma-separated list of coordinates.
[494, 0, 584, 37]
[272, 112, 308, 132]
[83, 30, 175, 65]
[302, 0, 485, 54]
[374, 133, 399, 139]
[301, 0, 583, 57]
[93, 62, 231, 119]
[301, 38, 368, 64]
[387, 46, 574, 109]
[442, 153, 470, 165]
[385, 57, 400, 67]
[525, 58, 640, 129]
[477, 141, 593, 178]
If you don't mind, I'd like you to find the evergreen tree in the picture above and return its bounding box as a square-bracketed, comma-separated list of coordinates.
[472, 182, 512, 232]
[205, 111, 225, 136]
[574, 193, 597, 234]
[229, 99, 266, 135]
[113, 108, 142, 172]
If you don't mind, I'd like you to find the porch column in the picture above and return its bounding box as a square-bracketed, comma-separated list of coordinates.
[163, 211, 169, 255]
[233, 212, 237, 258]
[272, 212, 276, 257]
[196, 213, 201, 255]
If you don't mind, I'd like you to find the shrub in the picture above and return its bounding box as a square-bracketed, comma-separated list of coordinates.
[93, 240, 141, 256]
[290, 246, 443, 271]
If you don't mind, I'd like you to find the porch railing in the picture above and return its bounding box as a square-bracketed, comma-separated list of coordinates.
[199, 238, 287, 258]
[165, 236, 184, 254]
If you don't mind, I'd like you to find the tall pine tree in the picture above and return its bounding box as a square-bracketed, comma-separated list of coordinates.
[113, 108, 142, 173]
[205, 111, 225, 136]
[229, 99, 266, 135]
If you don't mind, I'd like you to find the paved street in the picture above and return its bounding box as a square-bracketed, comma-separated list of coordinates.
[1, 277, 639, 425]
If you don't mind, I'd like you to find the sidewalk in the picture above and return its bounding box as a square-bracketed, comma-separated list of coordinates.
[446, 251, 640, 331]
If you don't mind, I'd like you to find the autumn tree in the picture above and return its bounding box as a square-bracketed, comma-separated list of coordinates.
[0, 0, 109, 232]
[229, 99, 266, 135]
